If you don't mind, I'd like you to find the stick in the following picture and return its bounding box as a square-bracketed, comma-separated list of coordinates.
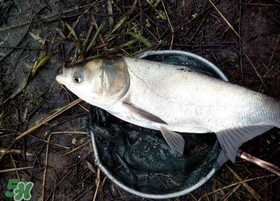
[42, 135, 51, 201]
[16, 99, 82, 141]
[207, 0, 245, 43]
[0, 166, 33, 173]
[239, 151, 280, 177]
[62, 140, 91, 156]
[0, 99, 82, 161]
[226, 165, 261, 200]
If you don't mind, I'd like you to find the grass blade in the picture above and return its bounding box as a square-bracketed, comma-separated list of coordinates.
[31, 51, 51, 78]
[65, 22, 83, 53]
[119, 39, 138, 48]
[107, 0, 114, 28]
[127, 32, 152, 47]
[86, 21, 106, 53]
[105, 16, 127, 41]
[131, 46, 152, 57]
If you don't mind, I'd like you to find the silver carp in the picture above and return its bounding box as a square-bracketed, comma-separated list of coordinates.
[56, 56, 280, 162]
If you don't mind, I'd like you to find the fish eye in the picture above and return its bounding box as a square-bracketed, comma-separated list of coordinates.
[74, 76, 82, 83]
[73, 72, 83, 83]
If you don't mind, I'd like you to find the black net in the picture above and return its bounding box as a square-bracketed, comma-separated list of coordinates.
[88, 107, 219, 194]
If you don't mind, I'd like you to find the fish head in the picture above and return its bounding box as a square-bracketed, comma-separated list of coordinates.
[56, 57, 130, 108]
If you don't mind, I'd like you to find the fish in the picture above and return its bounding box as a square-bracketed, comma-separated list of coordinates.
[56, 56, 280, 163]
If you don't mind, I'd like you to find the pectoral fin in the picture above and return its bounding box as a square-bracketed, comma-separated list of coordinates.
[160, 126, 185, 155]
[216, 125, 273, 163]
[122, 102, 167, 124]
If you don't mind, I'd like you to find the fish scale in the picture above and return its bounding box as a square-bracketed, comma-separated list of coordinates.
[56, 56, 280, 163]
[122, 58, 277, 130]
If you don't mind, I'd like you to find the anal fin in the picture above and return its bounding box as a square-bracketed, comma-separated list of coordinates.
[160, 126, 185, 155]
[216, 125, 273, 163]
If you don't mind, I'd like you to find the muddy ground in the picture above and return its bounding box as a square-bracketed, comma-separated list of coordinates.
[0, 0, 280, 200]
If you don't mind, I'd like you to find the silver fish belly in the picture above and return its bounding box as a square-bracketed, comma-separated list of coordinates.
[106, 57, 280, 161]
[109, 57, 279, 131]
[56, 56, 280, 163]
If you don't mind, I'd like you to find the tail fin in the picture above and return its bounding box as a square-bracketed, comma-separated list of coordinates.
[216, 125, 273, 163]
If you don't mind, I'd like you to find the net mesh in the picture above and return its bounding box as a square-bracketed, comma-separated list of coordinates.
[88, 107, 218, 194]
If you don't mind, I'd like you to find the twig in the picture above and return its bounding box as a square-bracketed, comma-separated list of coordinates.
[207, 0, 245, 43]
[240, 151, 280, 177]
[93, 168, 101, 201]
[51, 178, 56, 201]
[161, 0, 174, 49]
[268, 34, 280, 68]
[29, 154, 40, 182]
[0, 99, 82, 161]
[198, 174, 276, 200]
[200, 28, 204, 56]
[226, 165, 261, 200]
[0, 46, 39, 50]
[251, 177, 280, 201]
[0, 166, 33, 173]
[71, 3, 96, 30]
[204, 191, 211, 201]
[173, 0, 219, 33]
[10, 154, 20, 181]
[0, 148, 32, 156]
[86, 159, 97, 174]
[99, 177, 107, 201]
[244, 54, 269, 92]
[59, 85, 88, 112]
[62, 139, 91, 156]
[189, 11, 210, 42]
[223, 184, 242, 201]
[212, 180, 218, 201]
[27, 135, 70, 150]
[16, 99, 82, 141]
[45, 169, 74, 201]
[73, 183, 96, 201]
[238, 0, 244, 83]
[42, 134, 51, 201]
[190, 193, 198, 201]
[51, 131, 87, 135]
[244, 3, 280, 6]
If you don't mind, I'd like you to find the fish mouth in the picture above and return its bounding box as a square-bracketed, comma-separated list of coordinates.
[56, 74, 66, 85]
